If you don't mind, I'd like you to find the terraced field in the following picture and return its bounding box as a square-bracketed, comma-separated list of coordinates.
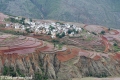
[0, 34, 43, 54]
[0, 26, 120, 63]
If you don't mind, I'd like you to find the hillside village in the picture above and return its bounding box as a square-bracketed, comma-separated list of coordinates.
[5, 17, 83, 38]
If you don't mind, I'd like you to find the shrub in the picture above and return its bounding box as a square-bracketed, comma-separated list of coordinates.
[67, 29, 72, 34]
[100, 31, 105, 35]
[34, 73, 48, 80]
[3, 66, 9, 75]
[16, 68, 25, 77]
[52, 39, 59, 43]
[49, 25, 55, 30]
[92, 32, 97, 35]
[56, 33, 65, 38]
[56, 33, 59, 37]
[25, 28, 32, 33]
[113, 43, 117, 46]
[62, 32, 65, 37]
[3, 66, 16, 77]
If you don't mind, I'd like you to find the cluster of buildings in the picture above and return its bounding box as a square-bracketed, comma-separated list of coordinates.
[5, 17, 83, 38]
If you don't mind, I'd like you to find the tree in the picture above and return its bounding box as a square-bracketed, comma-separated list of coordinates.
[58, 35, 62, 38]
[113, 43, 117, 46]
[61, 32, 65, 37]
[49, 25, 55, 31]
[100, 31, 105, 35]
[56, 33, 60, 37]
[92, 32, 97, 35]
[3, 66, 9, 75]
[67, 29, 72, 34]
[56, 32, 65, 38]
[52, 39, 59, 43]
[25, 28, 32, 33]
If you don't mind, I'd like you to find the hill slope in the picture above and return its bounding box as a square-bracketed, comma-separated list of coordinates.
[0, 0, 120, 28]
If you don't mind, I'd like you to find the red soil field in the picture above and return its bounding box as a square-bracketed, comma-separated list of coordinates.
[78, 50, 90, 57]
[101, 35, 110, 52]
[36, 46, 49, 52]
[112, 53, 120, 61]
[112, 30, 119, 35]
[36, 42, 54, 53]
[30, 35, 52, 41]
[93, 55, 101, 61]
[0, 34, 114, 62]
[0, 35, 44, 54]
[57, 47, 79, 62]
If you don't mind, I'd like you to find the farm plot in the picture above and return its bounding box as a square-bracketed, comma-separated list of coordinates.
[57, 47, 79, 62]
[0, 34, 43, 54]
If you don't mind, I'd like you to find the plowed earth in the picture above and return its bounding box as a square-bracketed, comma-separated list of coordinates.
[0, 35, 43, 54]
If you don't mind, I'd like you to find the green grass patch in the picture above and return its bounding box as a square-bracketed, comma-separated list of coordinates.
[113, 43, 120, 52]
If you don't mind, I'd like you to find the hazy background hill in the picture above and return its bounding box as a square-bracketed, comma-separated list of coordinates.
[0, 0, 120, 29]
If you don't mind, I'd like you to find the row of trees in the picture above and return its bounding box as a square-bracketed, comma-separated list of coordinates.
[5, 17, 25, 25]
[5, 17, 32, 26]
[67, 29, 78, 34]
[0, 29, 27, 35]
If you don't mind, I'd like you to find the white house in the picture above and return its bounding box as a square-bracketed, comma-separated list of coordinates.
[14, 24, 20, 29]
[76, 27, 82, 32]
[15, 17, 19, 20]
[45, 25, 49, 29]
[21, 27, 25, 31]
[51, 32, 56, 39]
[69, 32, 74, 37]
[21, 25, 25, 30]
[5, 23, 10, 27]
[30, 22, 35, 26]
[25, 19, 31, 24]
[42, 29, 46, 34]
[51, 22, 56, 26]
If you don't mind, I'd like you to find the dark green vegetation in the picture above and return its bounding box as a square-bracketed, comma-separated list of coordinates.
[5, 17, 29, 26]
[0, 0, 120, 29]
[113, 43, 120, 52]
[0, 29, 27, 35]
[56, 32, 65, 38]
[34, 73, 48, 80]
[3, 66, 16, 77]
[100, 31, 105, 35]
[16, 67, 25, 77]
[2, 66, 25, 77]
[0, 18, 28, 35]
